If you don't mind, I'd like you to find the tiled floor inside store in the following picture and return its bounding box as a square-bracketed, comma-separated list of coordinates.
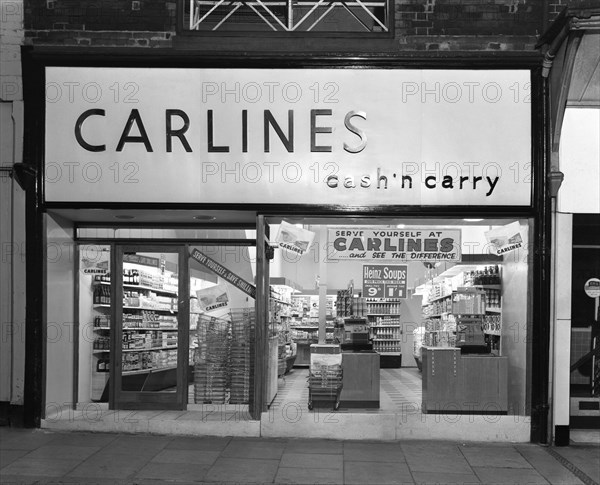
[270, 367, 422, 413]
[184, 367, 422, 415]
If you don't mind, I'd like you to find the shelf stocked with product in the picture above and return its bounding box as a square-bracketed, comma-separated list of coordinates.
[365, 299, 402, 367]
[288, 292, 336, 367]
[90, 259, 182, 401]
[417, 264, 503, 355]
[270, 283, 298, 378]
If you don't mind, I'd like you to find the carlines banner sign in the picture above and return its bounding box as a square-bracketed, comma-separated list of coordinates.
[484, 221, 523, 256]
[275, 221, 316, 256]
[328, 228, 461, 262]
[363, 265, 408, 299]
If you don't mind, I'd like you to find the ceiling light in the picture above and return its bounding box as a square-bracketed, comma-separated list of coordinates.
[193, 215, 216, 221]
[463, 219, 484, 222]
[396, 224, 406, 228]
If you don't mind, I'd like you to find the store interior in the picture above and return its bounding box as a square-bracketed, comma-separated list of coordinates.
[46, 214, 532, 418]
[265, 217, 530, 415]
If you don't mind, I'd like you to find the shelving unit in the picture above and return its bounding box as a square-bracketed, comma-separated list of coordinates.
[289, 292, 336, 367]
[366, 299, 402, 368]
[90, 257, 183, 402]
[418, 264, 503, 354]
[270, 283, 297, 377]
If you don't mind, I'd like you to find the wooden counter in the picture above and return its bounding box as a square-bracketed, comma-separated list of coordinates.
[421, 347, 508, 414]
[340, 352, 380, 408]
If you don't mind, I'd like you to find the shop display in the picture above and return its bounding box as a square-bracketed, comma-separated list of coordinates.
[91, 274, 111, 401]
[366, 299, 402, 367]
[308, 345, 343, 411]
[270, 284, 296, 375]
[90, 258, 181, 401]
[290, 293, 336, 366]
[118, 261, 179, 376]
[419, 264, 503, 354]
[193, 313, 229, 404]
[230, 308, 254, 405]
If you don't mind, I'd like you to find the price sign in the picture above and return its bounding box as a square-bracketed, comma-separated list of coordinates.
[363, 265, 407, 299]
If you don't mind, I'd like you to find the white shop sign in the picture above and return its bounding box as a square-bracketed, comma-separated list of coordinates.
[45, 68, 532, 206]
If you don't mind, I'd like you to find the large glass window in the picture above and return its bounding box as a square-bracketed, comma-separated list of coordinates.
[266, 216, 533, 417]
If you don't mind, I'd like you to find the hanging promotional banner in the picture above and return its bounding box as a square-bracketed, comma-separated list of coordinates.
[197, 283, 230, 312]
[363, 264, 408, 299]
[190, 249, 256, 299]
[44, 68, 532, 207]
[80, 247, 110, 275]
[275, 221, 316, 256]
[484, 221, 524, 256]
[328, 228, 461, 261]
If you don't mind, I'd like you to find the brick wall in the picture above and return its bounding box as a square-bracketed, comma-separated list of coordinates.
[25, 0, 176, 31]
[2, 0, 24, 100]
[22, 0, 592, 51]
[396, 0, 544, 37]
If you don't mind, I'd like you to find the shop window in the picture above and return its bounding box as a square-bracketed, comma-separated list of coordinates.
[266, 217, 532, 417]
[76, 242, 256, 412]
[181, 0, 391, 34]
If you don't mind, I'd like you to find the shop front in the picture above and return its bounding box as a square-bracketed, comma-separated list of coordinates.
[30, 61, 548, 441]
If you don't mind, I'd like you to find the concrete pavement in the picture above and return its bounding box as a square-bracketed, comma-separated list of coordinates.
[1, 427, 598, 484]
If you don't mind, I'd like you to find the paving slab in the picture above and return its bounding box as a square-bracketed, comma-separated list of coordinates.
[516, 445, 585, 485]
[343, 441, 406, 463]
[284, 438, 344, 454]
[460, 444, 533, 468]
[280, 452, 344, 469]
[166, 435, 232, 451]
[275, 466, 344, 484]
[66, 451, 155, 479]
[25, 444, 102, 461]
[0, 449, 29, 468]
[204, 457, 280, 483]
[411, 470, 480, 484]
[45, 431, 118, 448]
[0, 475, 39, 484]
[551, 445, 600, 484]
[97, 434, 172, 455]
[402, 442, 473, 474]
[220, 438, 286, 459]
[344, 460, 414, 485]
[474, 466, 550, 484]
[135, 461, 211, 481]
[0, 430, 57, 450]
[150, 448, 221, 465]
[0, 457, 81, 477]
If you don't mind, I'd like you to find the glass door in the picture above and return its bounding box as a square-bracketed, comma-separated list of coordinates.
[111, 245, 189, 410]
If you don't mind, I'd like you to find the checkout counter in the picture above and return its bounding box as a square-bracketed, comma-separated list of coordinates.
[338, 318, 380, 408]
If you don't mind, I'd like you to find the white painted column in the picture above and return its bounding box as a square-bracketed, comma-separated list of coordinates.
[552, 212, 573, 439]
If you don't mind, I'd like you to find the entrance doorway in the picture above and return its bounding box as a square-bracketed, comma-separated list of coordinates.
[111, 245, 189, 410]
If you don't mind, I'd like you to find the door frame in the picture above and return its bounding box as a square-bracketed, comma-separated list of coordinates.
[110, 244, 190, 411]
